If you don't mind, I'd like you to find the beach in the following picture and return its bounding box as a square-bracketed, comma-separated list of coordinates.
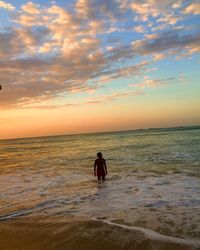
[0, 218, 199, 250]
[0, 127, 200, 249]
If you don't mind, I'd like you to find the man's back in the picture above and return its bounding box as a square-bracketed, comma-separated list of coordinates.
[94, 152, 108, 182]
[95, 157, 105, 169]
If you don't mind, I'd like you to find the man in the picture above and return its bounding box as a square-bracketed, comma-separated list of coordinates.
[94, 152, 108, 183]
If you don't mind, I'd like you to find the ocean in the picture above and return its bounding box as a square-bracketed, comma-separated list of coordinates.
[0, 127, 200, 249]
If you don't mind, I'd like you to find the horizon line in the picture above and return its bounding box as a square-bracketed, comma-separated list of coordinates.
[0, 124, 200, 142]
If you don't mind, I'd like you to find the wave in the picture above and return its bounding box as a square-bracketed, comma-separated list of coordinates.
[0, 217, 199, 250]
[92, 217, 200, 248]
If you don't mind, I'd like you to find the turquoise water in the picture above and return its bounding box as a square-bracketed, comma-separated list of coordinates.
[0, 127, 200, 241]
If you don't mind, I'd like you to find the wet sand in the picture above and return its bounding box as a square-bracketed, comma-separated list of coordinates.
[0, 218, 199, 250]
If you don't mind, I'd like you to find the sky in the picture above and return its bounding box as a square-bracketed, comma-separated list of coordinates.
[0, 0, 200, 139]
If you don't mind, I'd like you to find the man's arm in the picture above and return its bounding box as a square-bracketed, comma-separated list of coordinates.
[104, 159, 108, 175]
[94, 160, 97, 176]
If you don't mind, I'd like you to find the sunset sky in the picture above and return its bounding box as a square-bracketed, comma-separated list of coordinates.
[0, 0, 200, 139]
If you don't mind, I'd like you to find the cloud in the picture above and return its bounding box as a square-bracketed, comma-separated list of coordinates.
[1, 27, 199, 108]
[130, 77, 175, 88]
[152, 53, 165, 61]
[183, 3, 200, 15]
[130, 1, 160, 21]
[108, 30, 200, 62]
[18, 103, 77, 110]
[14, 2, 48, 27]
[0, 0, 199, 109]
[157, 14, 181, 25]
[21, 1, 40, 14]
[178, 74, 188, 84]
[17, 89, 145, 109]
[92, 61, 150, 84]
[144, 33, 158, 40]
[75, 0, 94, 19]
[130, 0, 184, 24]
[75, 0, 125, 20]
[134, 25, 145, 33]
[85, 89, 145, 104]
[0, 54, 101, 108]
[0, 0, 15, 11]
[172, 1, 183, 9]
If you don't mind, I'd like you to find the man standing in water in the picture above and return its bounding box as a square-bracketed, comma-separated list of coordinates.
[94, 152, 108, 183]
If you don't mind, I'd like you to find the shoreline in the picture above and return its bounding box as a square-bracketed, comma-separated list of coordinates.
[0, 217, 199, 250]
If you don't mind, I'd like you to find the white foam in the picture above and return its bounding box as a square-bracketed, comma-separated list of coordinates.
[0, 210, 31, 220]
[92, 217, 200, 247]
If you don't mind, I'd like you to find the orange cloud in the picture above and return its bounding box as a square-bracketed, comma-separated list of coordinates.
[0, 0, 15, 11]
[183, 3, 200, 15]
[21, 1, 40, 14]
[134, 25, 145, 33]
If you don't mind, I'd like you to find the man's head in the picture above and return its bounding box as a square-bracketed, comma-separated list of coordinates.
[97, 152, 102, 158]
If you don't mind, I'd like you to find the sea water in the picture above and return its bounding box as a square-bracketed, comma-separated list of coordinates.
[0, 127, 200, 247]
